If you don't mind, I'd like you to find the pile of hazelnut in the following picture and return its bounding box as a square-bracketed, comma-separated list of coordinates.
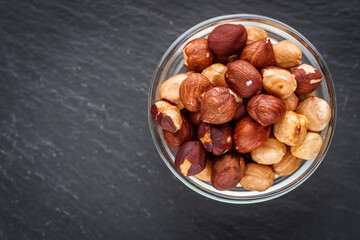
[151, 24, 331, 192]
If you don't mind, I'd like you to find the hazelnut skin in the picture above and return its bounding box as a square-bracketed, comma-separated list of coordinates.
[251, 136, 287, 165]
[272, 148, 302, 176]
[233, 116, 271, 153]
[293, 63, 323, 94]
[183, 38, 215, 72]
[231, 101, 247, 122]
[198, 122, 232, 156]
[189, 111, 202, 126]
[207, 24, 247, 56]
[211, 152, 246, 190]
[283, 93, 298, 111]
[298, 91, 315, 102]
[247, 94, 286, 126]
[194, 159, 212, 182]
[240, 163, 275, 191]
[160, 74, 188, 110]
[261, 66, 297, 99]
[225, 60, 262, 98]
[296, 96, 331, 131]
[291, 132, 323, 160]
[200, 87, 236, 124]
[151, 100, 182, 133]
[273, 111, 308, 146]
[179, 73, 213, 112]
[201, 63, 228, 87]
[175, 141, 207, 176]
[163, 115, 195, 151]
[273, 40, 302, 68]
[244, 25, 268, 45]
[240, 38, 275, 69]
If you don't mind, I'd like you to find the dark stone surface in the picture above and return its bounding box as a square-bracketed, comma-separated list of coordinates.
[0, 0, 359, 239]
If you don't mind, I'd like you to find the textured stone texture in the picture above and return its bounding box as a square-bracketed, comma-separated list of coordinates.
[0, 0, 359, 239]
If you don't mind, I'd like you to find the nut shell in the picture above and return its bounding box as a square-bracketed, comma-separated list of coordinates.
[244, 25, 268, 45]
[201, 63, 228, 87]
[272, 148, 302, 176]
[198, 122, 232, 156]
[291, 132, 323, 160]
[183, 38, 215, 72]
[151, 100, 182, 132]
[251, 136, 286, 165]
[262, 66, 297, 99]
[240, 38, 275, 69]
[273, 40, 302, 68]
[160, 74, 188, 110]
[293, 63, 323, 94]
[175, 141, 207, 176]
[163, 115, 195, 151]
[240, 163, 275, 191]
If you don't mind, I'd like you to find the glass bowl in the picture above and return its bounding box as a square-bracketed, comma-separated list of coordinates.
[148, 14, 336, 204]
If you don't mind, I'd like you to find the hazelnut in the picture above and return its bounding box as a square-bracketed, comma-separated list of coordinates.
[262, 66, 297, 99]
[247, 94, 286, 126]
[291, 132, 323, 160]
[225, 60, 262, 98]
[225, 54, 240, 66]
[250, 136, 286, 165]
[240, 163, 275, 191]
[159, 74, 188, 110]
[189, 111, 202, 126]
[207, 24, 247, 56]
[183, 38, 215, 72]
[240, 39, 275, 69]
[194, 159, 212, 181]
[233, 116, 271, 153]
[201, 63, 228, 87]
[244, 25, 269, 45]
[215, 54, 239, 65]
[200, 87, 236, 124]
[151, 100, 182, 133]
[293, 63, 323, 94]
[179, 73, 212, 112]
[175, 141, 207, 176]
[211, 152, 246, 190]
[272, 148, 302, 176]
[298, 91, 315, 102]
[283, 93, 298, 111]
[198, 122, 232, 156]
[163, 115, 195, 151]
[231, 101, 247, 122]
[232, 91, 243, 103]
[273, 111, 308, 146]
[273, 40, 302, 68]
[296, 96, 331, 131]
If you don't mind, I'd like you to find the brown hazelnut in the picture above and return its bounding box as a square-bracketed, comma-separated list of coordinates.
[251, 136, 286, 165]
[198, 122, 232, 156]
[211, 152, 246, 190]
[283, 93, 298, 111]
[297, 91, 315, 102]
[293, 63, 323, 94]
[262, 66, 297, 99]
[201, 63, 228, 87]
[160, 74, 188, 110]
[240, 39, 275, 69]
[163, 115, 195, 151]
[273, 40, 302, 68]
[225, 60, 262, 98]
[272, 148, 302, 176]
[194, 159, 212, 181]
[207, 24, 247, 56]
[233, 116, 271, 153]
[200, 87, 236, 124]
[189, 111, 202, 126]
[296, 96, 331, 131]
[183, 38, 215, 72]
[225, 54, 240, 66]
[151, 100, 182, 133]
[291, 132, 323, 160]
[244, 25, 269, 45]
[179, 73, 212, 112]
[273, 111, 308, 146]
[215, 54, 239, 65]
[247, 94, 286, 126]
[240, 163, 275, 191]
[231, 101, 247, 122]
[175, 141, 207, 176]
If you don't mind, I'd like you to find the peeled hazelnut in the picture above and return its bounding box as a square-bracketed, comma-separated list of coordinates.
[160, 74, 188, 110]
[194, 159, 212, 181]
[262, 66, 297, 99]
[251, 136, 286, 165]
[291, 132, 323, 160]
[233, 116, 271, 153]
[225, 60, 262, 98]
[179, 73, 212, 112]
[183, 38, 215, 72]
[201, 63, 228, 87]
[283, 93, 298, 111]
[272, 148, 302, 176]
[273, 40, 302, 68]
[296, 97, 331, 131]
[151, 100, 182, 133]
[163, 115, 195, 151]
[200, 87, 236, 124]
[231, 101, 247, 122]
[208, 24, 247, 56]
[189, 111, 202, 126]
[211, 152, 246, 190]
[175, 141, 207, 176]
[198, 122, 232, 156]
[240, 163, 275, 191]
[244, 25, 269, 45]
[247, 94, 286, 126]
[293, 63, 323, 94]
[273, 111, 308, 146]
[240, 39, 275, 69]
[298, 91, 315, 102]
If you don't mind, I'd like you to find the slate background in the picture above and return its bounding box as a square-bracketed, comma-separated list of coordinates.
[0, 0, 359, 239]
